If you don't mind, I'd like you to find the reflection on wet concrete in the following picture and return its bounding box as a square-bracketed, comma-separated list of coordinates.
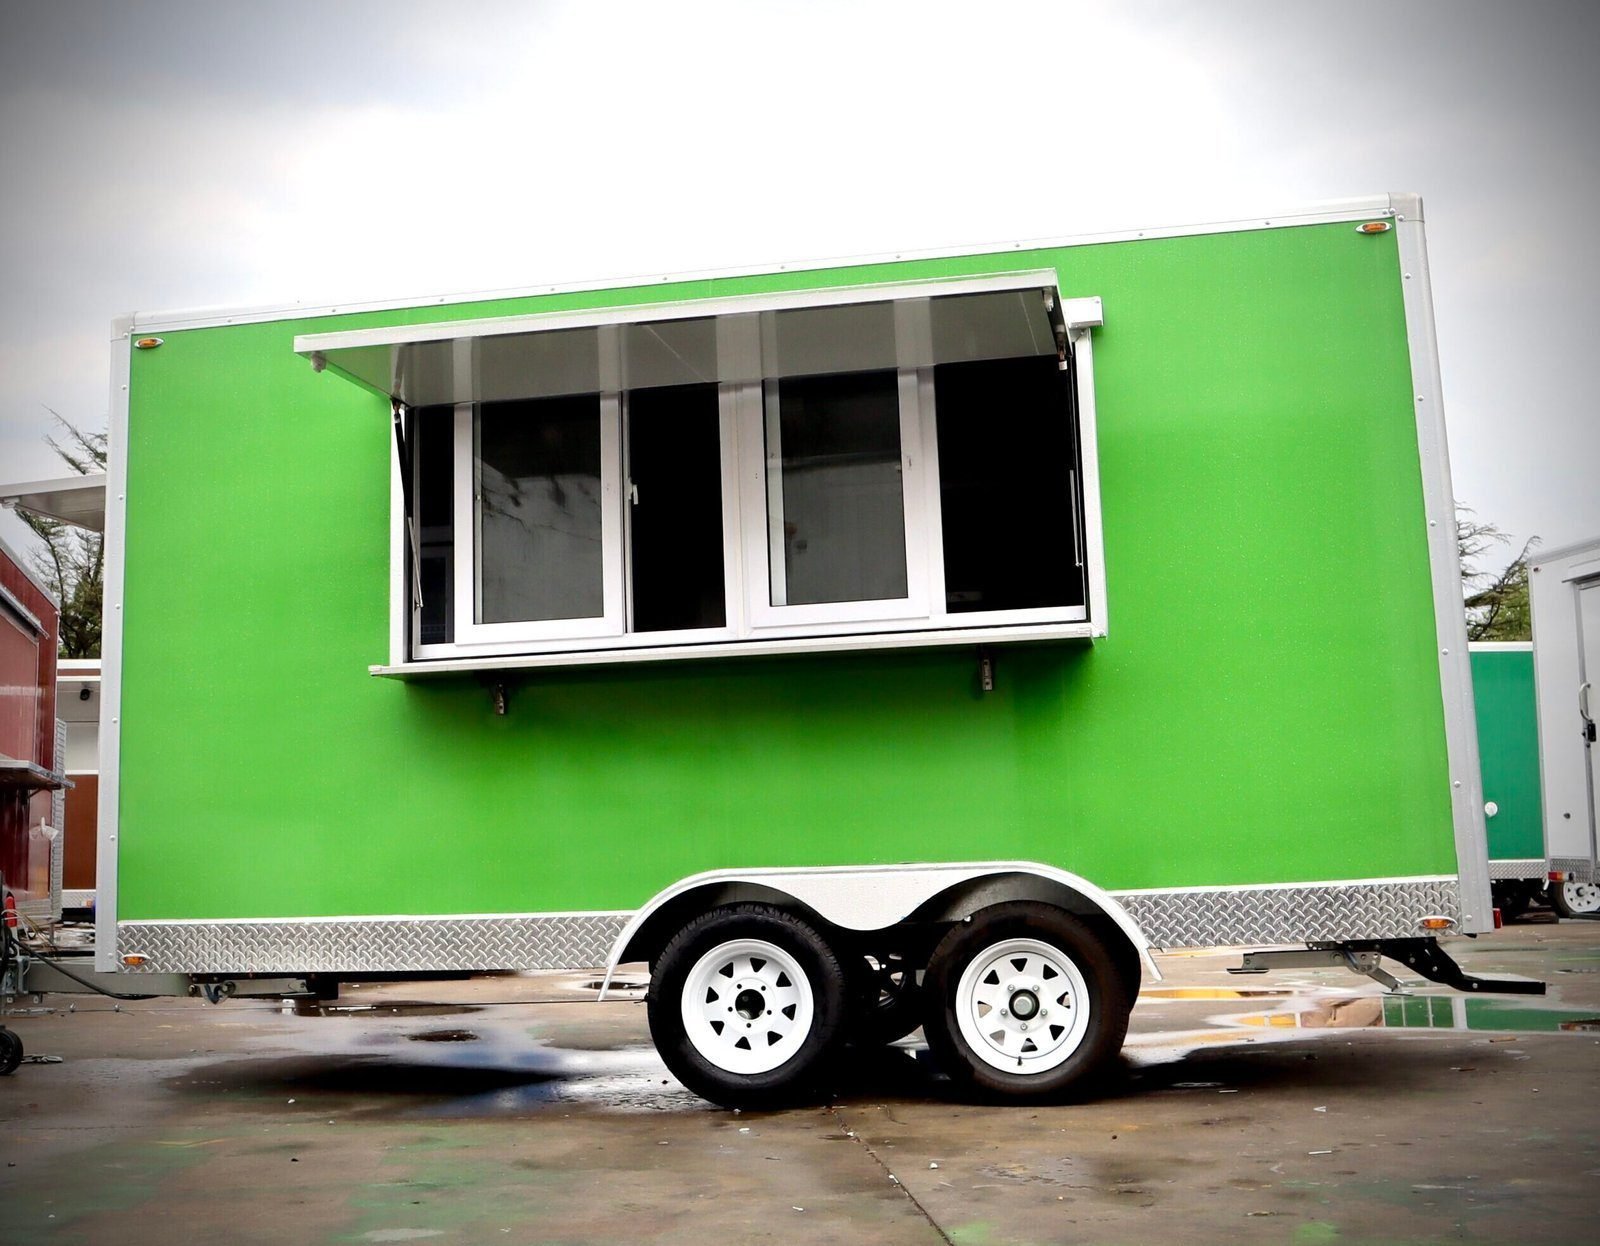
[1124, 969, 1600, 1075]
[1234, 994, 1600, 1034]
[155, 948, 1600, 1121]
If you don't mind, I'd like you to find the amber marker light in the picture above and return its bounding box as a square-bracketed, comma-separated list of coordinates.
[1417, 916, 1456, 932]
[133, 336, 164, 350]
[120, 954, 148, 967]
[1357, 221, 1392, 234]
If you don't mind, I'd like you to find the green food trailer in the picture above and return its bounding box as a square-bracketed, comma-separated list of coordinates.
[4, 192, 1544, 1104]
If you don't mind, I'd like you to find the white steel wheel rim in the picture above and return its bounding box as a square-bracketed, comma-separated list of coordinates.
[1561, 880, 1600, 913]
[954, 937, 1092, 1075]
[680, 938, 815, 1075]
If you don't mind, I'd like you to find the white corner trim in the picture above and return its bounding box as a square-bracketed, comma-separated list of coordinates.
[1393, 211, 1493, 935]
[95, 324, 132, 971]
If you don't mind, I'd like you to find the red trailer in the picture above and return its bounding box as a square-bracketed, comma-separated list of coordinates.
[1, 531, 66, 938]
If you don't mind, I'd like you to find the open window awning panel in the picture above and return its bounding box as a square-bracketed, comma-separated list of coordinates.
[295, 281, 1100, 408]
[0, 473, 107, 533]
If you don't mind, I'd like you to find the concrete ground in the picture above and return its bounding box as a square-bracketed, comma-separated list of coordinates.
[3, 918, 1598, 1246]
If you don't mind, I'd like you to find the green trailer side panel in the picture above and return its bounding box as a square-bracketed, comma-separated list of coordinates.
[1470, 649, 1544, 861]
[115, 222, 1457, 921]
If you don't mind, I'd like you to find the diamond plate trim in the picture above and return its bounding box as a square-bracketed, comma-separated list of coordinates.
[1487, 858, 1545, 881]
[117, 914, 630, 975]
[119, 880, 1466, 973]
[1111, 880, 1464, 949]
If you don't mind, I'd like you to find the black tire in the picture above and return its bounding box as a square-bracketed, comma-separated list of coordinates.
[922, 903, 1130, 1103]
[0, 1027, 22, 1076]
[647, 904, 848, 1108]
[1492, 881, 1532, 922]
[846, 950, 923, 1047]
[1548, 879, 1600, 918]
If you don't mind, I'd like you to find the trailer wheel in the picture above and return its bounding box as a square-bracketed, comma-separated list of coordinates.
[647, 904, 847, 1108]
[0, 1027, 21, 1076]
[1492, 881, 1533, 922]
[847, 950, 923, 1047]
[922, 903, 1129, 1102]
[1549, 879, 1600, 918]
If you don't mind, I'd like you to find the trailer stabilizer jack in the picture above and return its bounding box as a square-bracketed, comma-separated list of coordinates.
[1320, 939, 1546, 996]
[1331, 940, 1542, 998]
[1230, 940, 1546, 995]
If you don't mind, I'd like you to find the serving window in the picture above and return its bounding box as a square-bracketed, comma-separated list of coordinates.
[299, 273, 1105, 670]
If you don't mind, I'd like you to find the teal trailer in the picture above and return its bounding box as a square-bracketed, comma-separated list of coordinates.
[1469, 642, 1547, 917]
[23, 193, 1543, 1103]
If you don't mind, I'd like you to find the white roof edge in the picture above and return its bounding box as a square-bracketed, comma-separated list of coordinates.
[122, 193, 1406, 337]
[1530, 534, 1600, 566]
[0, 472, 108, 497]
[0, 473, 108, 533]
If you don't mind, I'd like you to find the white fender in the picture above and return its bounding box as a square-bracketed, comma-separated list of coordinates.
[599, 860, 1161, 998]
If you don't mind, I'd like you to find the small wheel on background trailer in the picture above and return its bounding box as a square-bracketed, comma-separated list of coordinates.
[0, 1026, 22, 1076]
[646, 904, 848, 1108]
[847, 949, 923, 1047]
[1548, 879, 1600, 918]
[922, 903, 1130, 1103]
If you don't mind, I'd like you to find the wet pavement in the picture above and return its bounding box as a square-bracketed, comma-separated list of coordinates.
[2, 918, 1598, 1244]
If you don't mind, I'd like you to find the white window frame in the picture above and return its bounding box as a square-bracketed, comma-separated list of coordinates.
[450, 397, 627, 646]
[399, 273, 1106, 668]
[739, 365, 930, 632]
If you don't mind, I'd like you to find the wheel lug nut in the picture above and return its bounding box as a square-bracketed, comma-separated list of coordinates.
[999, 1009, 1008, 1018]
[1020, 1023, 1028, 1031]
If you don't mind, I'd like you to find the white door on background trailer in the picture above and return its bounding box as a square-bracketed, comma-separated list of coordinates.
[1579, 582, 1600, 863]
[1533, 538, 1600, 878]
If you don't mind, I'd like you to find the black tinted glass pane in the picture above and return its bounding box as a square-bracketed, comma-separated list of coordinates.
[413, 405, 454, 645]
[771, 371, 907, 607]
[478, 395, 604, 624]
[629, 384, 725, 632]
[934, 356, 1084, 613]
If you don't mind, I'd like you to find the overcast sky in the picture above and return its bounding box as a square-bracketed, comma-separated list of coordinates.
[1, 0, 1596, 567]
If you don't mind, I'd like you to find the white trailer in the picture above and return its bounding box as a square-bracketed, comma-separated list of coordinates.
[1530, 536, 1600, 916]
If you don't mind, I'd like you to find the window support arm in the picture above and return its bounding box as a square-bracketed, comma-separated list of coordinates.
[392, 398, 424, 613]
